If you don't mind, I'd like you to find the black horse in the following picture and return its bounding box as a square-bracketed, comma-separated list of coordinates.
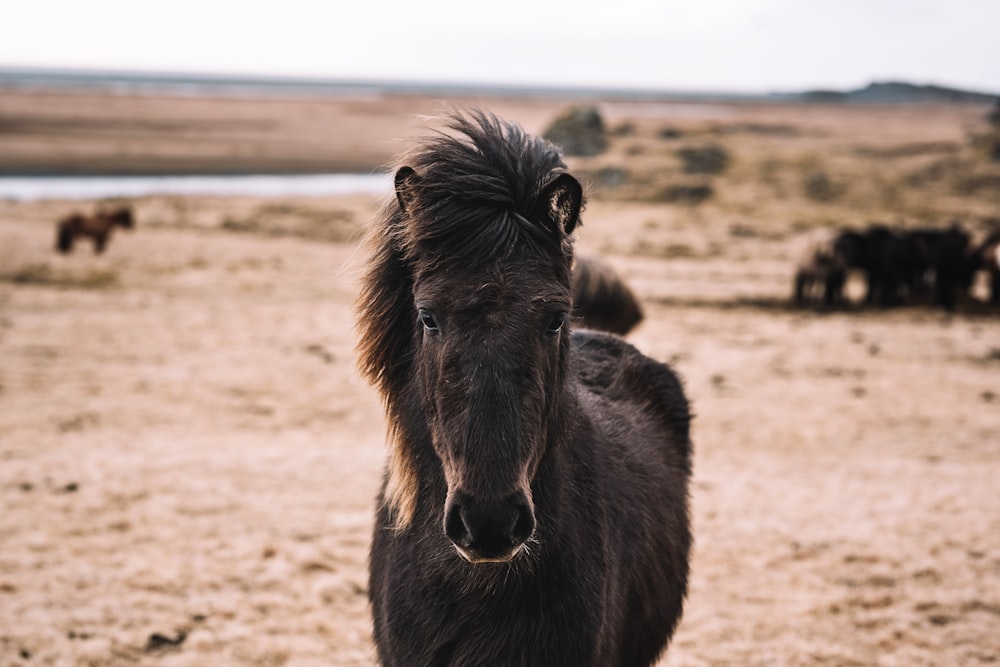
[903, 225, 974, 310]
[832, 224, 974, 310]
[793, 231, 852, 306]
[357, 111, 692, 666]
[572, 254, 644, 334]
[971, 229, 1000, 304]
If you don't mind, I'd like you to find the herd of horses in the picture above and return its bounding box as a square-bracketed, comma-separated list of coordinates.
[795, 223, 1000, 310]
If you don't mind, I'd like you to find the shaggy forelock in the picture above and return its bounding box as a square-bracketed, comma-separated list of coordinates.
[398, 110, 572, 265]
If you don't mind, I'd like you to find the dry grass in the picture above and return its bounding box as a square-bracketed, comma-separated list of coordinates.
[0, 262, 119, 289]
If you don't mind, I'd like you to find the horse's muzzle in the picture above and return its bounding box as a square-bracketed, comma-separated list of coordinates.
[444, 492, 535, 563]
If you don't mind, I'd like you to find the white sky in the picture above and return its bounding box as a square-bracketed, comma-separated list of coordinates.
[3, 0, 999, 93]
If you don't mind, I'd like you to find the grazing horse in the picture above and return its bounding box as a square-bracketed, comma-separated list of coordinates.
[903, 225, 974, 310]
[857, 224, 974, 310]
[859, 225, 912, 307]
[971, 230, 1000, 304]
[793, 230, 850, 306]
[55, 206, 134, 254]
[357, 111, 692, 667]
[571, 254, 644, 334]
[841, 224, 926, 307]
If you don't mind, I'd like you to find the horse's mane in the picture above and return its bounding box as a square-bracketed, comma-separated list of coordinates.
[356, 110, 581, 525]
[393, 110, 575, 266]
[104, 207, 133, 226]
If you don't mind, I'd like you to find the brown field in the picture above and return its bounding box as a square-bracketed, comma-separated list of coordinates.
[1, 89, 999, 666]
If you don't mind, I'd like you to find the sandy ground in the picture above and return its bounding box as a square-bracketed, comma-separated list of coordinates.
[1, 93, 999, 666]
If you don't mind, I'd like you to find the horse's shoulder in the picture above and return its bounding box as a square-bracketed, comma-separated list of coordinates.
[573, 326, 660, 372]
[571, 329, 691, 451]
[571, 330, 682, 401]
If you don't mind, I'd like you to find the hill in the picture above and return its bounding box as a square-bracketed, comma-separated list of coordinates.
[795, 81, 998, 104]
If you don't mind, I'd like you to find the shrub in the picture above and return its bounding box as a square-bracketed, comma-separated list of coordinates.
[677, 144, 730, 174]
[542, 107, 608, 157]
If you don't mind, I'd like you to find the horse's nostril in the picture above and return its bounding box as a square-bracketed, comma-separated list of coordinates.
[445, 502, 473, 549]
[509, 501, 535, 545]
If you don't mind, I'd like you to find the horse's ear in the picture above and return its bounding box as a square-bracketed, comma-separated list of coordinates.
[537, 173, 583, 234]
[394, 166, 421, 214]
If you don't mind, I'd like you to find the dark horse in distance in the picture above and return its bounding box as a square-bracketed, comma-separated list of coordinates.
[572, 254, 645, 334]
[56, 206, 134, 254]
[971, 229, 1000, 304]
[357, 111, 692, 666]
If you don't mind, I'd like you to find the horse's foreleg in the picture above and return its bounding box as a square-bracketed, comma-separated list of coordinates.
[824, 270, 845, 306]
[56, 225, 74, 253]
[793, 272, 807, 304]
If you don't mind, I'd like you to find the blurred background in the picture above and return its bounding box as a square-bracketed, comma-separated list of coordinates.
[1, 2, 998, 666]
[2, 0, 999, 179]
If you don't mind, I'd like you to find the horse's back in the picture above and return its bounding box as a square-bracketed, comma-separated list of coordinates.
[571, 329, 691, 462]
[572, 256, 644, 335]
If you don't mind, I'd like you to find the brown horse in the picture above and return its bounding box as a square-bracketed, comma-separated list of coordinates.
[572, 254, 644, 334]
[357, 111, 692, 666]
[55, 206, 134, 254]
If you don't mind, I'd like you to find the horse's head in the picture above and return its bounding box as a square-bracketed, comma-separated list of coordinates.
[359, 112, 583, 564]
[111, 207, 134, 229]
[398, 163, 583, 563]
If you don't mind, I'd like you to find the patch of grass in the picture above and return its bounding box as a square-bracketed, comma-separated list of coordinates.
[220, 218, 259, 234]
[954, 172, 1000, 197]
[610, 121, 635, 136]
[969, 131, 1000, 162]
[652, 183, 715, 205]
[630, 240, 697, 259]
[852, 141, 961, 159]
[677, 144, 731, 175]
[221, 205, 361, 243]
[729, 223, 758, 238]
[713, 122, 803, 137]
[803, 170, 844, 202]
[0, 263, 118, 289]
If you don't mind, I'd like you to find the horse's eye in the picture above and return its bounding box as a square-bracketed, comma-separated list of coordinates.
[545, 312, 566, 336]
[418, 309, 440, 335]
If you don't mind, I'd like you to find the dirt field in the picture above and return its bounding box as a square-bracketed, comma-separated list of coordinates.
[1, 91, 999, 666]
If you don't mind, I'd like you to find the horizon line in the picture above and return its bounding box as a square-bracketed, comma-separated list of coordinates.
[1, 64, 998, 101]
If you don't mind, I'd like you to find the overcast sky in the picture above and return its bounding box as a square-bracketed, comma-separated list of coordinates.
[3, 0, 999, 93]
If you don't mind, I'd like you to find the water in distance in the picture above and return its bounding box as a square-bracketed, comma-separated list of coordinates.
[0, 173, 393, 201]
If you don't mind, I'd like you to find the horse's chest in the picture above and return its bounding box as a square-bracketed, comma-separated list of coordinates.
[374, 554, 603, 665]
